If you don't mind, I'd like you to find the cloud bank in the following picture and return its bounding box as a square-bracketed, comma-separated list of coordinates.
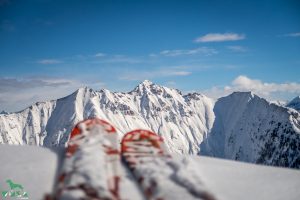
[0, 77, 92, 112]
[195, 33, 245, 42]
[37, 59, 62, 64]
[227, 46, 247, 52]
[160, 47, 217, 57]
[119, 67, 191, 81]
[283, 32, 300, 37]
[204, 75, 300, 100]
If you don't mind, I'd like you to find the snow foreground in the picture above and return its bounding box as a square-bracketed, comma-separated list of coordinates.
[0, 145, 299, 200]
[0, 80, 300, 169]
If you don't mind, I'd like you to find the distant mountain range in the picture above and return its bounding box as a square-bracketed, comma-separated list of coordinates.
[0, 80, 299, 168]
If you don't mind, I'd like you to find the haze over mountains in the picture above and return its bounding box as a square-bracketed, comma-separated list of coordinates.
[0, 80, 299, 168]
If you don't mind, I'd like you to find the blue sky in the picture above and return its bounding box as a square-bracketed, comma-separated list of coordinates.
[0, 0, 300, 111]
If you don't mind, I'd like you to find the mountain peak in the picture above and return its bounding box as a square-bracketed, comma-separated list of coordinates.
[0, 110, 9, 115]
[68, 87, 98, 102]
[139, 80, 153, 87]
[290, 96, 300, 102]
[287, 96, 300, 111]
[76, 86, 90, 92]
[225, 91, 256, 102]
[131, 80, 156, 94]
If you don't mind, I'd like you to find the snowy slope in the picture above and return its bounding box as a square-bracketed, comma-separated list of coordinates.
[0, 145, 59, 199]
[200, 92, 300, 168]
[287, 96, 300, 111]
[1, 145, 300, 200]
[0, 80, 215, 154]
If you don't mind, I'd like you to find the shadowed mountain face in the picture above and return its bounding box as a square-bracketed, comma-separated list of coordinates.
[0, 81, 300, 168]
[287, 96, 300, 111]
[200, 92, 300, 168]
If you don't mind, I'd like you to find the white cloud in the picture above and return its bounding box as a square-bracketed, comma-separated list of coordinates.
[94, 53, 106, 57]
[101, 55, 142, 64]
[0, 77, 105, 112]
[160, 47, 217, 57]
[37, 59, 62, 64]
[283, 32, 300, 37]
[119, 67, 192, 81]
[195, 33, 245, 43]
[165, 81, 176, 86]
[149, 53, 158, 57]
[230, 76, 300, 95]
[227, 46, 247, 52]
[203, 75, 300, 100]
[169, 71, 191, 76]
[0, 77, 72, 92]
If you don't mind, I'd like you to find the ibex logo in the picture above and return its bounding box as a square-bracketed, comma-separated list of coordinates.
[1, 179, 28, 199]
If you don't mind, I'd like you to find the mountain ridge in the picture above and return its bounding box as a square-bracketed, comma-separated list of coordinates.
[200, 92, 300, 168]
[0, 80, 215, 155]
[0, 80, 300, 168]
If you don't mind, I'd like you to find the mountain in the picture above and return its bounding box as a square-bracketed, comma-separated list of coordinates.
[287, 96, 300, 111]
[0, 81, 300, 168]
[0, 110, 9, 115]
[0, 80, 215, 154]
[200, 92, 300, 168]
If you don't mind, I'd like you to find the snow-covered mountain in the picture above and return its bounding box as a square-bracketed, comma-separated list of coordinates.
[0, 110, 9, 115]
[0, 80, 214, 154]
[0, 81, 300, 168]
[200, 92, 300, 168]
[287, 96, 300, 111]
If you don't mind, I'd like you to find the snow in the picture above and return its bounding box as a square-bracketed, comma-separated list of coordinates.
[192, 155, 300, 200]
[0, 145, 61, 199]
[0, 145, 299, 200]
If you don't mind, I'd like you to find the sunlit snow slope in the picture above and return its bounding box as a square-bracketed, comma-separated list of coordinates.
[0, 80, 214, 154]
